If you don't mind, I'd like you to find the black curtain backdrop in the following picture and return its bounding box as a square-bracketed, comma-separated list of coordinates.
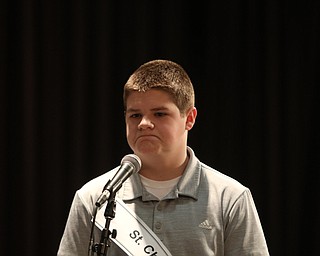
[1, 1, 319, 255]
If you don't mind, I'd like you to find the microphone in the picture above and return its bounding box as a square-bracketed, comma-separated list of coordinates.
[95, 154, 142, 208]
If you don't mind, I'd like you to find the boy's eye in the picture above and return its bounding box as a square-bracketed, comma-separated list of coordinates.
[155, 112, 166, 117]
[129, 113, 142, 118]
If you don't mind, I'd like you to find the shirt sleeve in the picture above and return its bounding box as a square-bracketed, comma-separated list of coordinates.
[224, 189, 270, 256]
[57, 191, 93, 256]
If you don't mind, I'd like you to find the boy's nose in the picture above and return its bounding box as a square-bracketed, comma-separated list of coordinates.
[138, 117, 155, 130]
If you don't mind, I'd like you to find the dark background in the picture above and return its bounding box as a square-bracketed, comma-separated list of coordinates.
[1, 1, 319, 255]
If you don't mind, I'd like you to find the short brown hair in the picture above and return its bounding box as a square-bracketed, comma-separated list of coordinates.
[123, 60, 195, 115]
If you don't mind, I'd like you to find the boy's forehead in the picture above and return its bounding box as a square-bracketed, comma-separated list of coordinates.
[127, 89, 172, 101]
[126, 90, 176, 111]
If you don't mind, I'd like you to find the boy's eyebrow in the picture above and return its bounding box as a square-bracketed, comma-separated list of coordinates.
[126, 106, 169, 113]
[126, 108, 139, 113]
[151, 107, 169, 111]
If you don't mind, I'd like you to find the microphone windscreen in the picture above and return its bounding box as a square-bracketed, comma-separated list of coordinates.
[121, 154, 142, 174]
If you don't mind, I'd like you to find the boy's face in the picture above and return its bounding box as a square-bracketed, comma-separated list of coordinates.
[125, 89, 196, 159]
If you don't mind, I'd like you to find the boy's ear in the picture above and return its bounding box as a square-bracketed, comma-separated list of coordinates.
[185, 107, 197, 130]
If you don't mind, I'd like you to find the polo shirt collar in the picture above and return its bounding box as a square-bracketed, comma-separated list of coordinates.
[119, 147, 201, 201]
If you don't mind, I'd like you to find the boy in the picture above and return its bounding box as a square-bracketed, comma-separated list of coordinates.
[58, 59, 269, 255]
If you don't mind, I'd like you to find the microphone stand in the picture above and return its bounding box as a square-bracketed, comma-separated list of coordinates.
[93, 190, 117, 256]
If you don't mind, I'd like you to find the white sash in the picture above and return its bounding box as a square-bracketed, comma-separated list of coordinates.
[95, 199, 172, 256]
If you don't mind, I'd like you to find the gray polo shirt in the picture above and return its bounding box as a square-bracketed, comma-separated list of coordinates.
[58, 147, 269, 255]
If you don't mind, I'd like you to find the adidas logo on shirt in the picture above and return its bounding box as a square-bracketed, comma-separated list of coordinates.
[199, 220, 213, 230]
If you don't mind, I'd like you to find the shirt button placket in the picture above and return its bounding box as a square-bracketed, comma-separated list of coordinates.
[153, 201, 164, 240]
